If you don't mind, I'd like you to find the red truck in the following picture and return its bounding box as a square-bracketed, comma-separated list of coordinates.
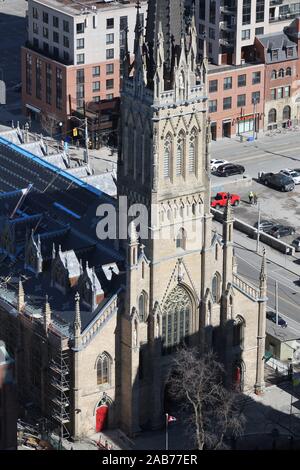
[211, 192, 240, 209]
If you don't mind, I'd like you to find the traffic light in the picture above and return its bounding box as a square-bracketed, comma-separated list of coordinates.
[73, 127, 78, 137]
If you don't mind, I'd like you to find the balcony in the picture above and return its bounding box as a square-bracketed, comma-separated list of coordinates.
[220, 4, 236, 15]
[220, 20, 235, 31]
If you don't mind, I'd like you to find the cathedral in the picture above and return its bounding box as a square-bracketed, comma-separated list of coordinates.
[0, 0, 266, 440]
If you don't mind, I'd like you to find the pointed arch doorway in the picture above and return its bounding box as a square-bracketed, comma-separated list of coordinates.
[95, 396, 109, 432]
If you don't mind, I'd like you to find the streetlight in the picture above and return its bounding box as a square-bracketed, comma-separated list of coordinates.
[253, 97, 258, 141]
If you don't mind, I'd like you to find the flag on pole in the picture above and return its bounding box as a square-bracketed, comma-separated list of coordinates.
[167, 415, 177, 423]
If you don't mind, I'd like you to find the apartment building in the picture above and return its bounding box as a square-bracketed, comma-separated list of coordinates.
[21, 0, 147, 140]
[208, 62, 265, 140]
[255, 26, 299, 130]
[196, 0, 300, 66]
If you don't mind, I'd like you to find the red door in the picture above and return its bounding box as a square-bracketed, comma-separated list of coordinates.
[235, 367, 241, 387]
[96, 404, 108, 432]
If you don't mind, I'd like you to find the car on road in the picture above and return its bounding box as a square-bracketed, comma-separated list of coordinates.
[292, 236, 300, 251]
[280, 169, 300, 185]
[254, 220, 275, 234]
[214, 163, 245, 177]
[258, 172, 295, 191]
[210, 159, 228, 172]
[268, 224, 295, 238]
[266, 311, 288, 328]
[211, 192, 240, 209]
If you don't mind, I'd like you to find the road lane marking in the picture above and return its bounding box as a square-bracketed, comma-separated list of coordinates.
[236, 255, 300, 292]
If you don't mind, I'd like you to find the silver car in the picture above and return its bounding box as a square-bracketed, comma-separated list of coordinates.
[280, 169, 300, 185]
[210, 159, 228, 172]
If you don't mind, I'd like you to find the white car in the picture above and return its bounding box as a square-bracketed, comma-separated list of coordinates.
[210, 159, 229, 172]
[280, 168, 300, 184]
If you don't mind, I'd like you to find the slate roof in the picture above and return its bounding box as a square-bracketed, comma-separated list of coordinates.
[58, 249, 81, 278]
[256, 32, 298, 64]
[0, 134, 124, 336]
[83, 171, 117, 197]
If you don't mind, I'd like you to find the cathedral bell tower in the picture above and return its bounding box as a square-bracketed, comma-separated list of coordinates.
[118, 0, 211, 434]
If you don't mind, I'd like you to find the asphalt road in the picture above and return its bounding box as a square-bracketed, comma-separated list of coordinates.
[234, 243, 300, 333]
[211, 131, 300, 181]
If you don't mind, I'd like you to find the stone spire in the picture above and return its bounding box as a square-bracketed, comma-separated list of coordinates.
[145, 0, 185, 85]
[44, 294, 51, 333]
[123, 26, 131, 78]
[259, 247, 267, 286]
[222, 194, 234, 295]
[134, 0, 143, 55]
[73, 292, 82, 348]
[18, 277, 25, 313]
[224, 192, 233, 223]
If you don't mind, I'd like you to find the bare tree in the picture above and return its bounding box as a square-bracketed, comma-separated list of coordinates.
[168, 347, 245, 450]
[40, 112, 59, 139]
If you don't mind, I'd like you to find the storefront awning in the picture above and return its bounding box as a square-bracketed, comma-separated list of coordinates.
[26, 103, 41, 113]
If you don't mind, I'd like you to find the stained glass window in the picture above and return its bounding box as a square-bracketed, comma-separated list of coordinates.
[162, 286, 192, 352]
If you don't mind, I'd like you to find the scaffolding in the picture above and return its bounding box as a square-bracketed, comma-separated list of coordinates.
[50, 348, 71, 440]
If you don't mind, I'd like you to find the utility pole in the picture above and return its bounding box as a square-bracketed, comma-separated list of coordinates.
[256, 202, 261, 253]
[84, 117, 89, 165]
[253, 98, 257, 141]
[275, 280, 279, 325]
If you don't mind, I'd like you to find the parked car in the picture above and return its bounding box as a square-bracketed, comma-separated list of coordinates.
[214, 163, 245, 177]
[292, 236, 300, 252]
[258, 172, 295, 191]
[280, 169, 300, 185]
[210, 159, 228, 171]
[254, 220, 275, 234]
[268, 224, 295, 239]
[211, 192, 240, 209]
[266, 311, 287, 328]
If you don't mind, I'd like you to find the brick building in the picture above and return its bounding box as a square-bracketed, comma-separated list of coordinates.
[255, 28, 299, 130]
[208, 62, 265, 140]
[21, 0, 147, 142]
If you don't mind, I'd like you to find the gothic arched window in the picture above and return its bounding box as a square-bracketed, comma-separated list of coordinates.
[138, 291, 148, 322]
[162, 285, 192, 351]
[233, 316, 245, 348]
[286, 67, 292, 76]
[176, 132, 185, 176]
[189, 130, 196, 173]
[97, 353, 111, 385]
[176, 227, 187, 250]
[271, 70, 277, 80]
[164, 133, 172, 178]
[212, 272, 221, 303]
[268, 108, 277, 124]
[278, 68, 284, 78]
